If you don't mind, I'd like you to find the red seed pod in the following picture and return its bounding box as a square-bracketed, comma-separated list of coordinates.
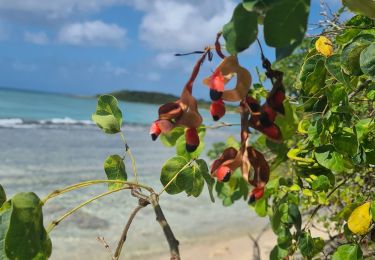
[246, 96, 261, 114]
[150, 121, 161, 141]
[156, 119, 175, 134]
[249, 115, 282, 143]
[248, 186, 265, 204]
[210, 99, 226, 121]
[267, 89, 285, 114]
[185, 128, 200, 152]
[262, 103, 277, 122]
[216, 166, 232, 182]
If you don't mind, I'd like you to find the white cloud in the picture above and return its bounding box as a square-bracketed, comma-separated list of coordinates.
[24, 31, 49, 44]
[147, 72, 161, 81]
[155, 52, 177, 68]
[58, 20, 126, 47]
[0, 0, 130, 20]
[137, 0, 236, 51]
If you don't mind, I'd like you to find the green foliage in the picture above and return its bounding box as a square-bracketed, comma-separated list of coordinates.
[104, 155, 127, 190]
[0, 184, 6, 206]
[343, 0, 375, 19]
[332, 244, 363, 260]
[92, 95, 122, 134]
[176, 127, 206, 160]
[360, 44, 375, 80]
[0, 193, 51, 259]
[160, 127, 185, 147]
[223, 4, 258, 55]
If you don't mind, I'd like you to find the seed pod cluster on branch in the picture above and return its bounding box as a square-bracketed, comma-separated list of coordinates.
[151, 33, 286, 203]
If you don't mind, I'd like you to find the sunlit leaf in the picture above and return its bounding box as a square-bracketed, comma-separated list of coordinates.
[0, 184, 5, 207]
[104, 155, 127, 191]
[332, 244, 363, 260]
[360, 43, 375, 80]
[92, 95, 122, 134]
[160, 156, 189, 195]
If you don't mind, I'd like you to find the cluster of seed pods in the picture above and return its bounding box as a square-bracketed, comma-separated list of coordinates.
[149, 49, 209, 152]
[206, 52, 286, 203]
[149, 35, 286, 203]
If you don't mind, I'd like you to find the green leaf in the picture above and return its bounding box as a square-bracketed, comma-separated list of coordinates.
[304, 59, 326, 95]
[341, 34, 375, 76]
[343, 0, 375, 18]
[299, 54, 325, 85]
[242, 0, 275, 12]
[332, 244, 363, 260]
[176, 165, 204, 198]
[263, 0, 310, 48]
[160, 127, 185, 147]
[215, 170, 249, 206]
[311, 175, 331, 192]
[92, 95, 122, 134]
[160, 156, 189, 195]
[176, 127, 205, 160]
[104, 155, 127, 191]
[254, 196, 267, 217]
[298, 232, 315, 258]
[275, 99, 297, 139]
[275, 41, 300, 61]
[360, 43, 375, 80]
[270, 245, 288, 260]
[0, 193, 52, 259]
[223, 4, 258, 55]
[332, 128, 359, 156]
[371, 201, 375, 222]
[196, 159, 215, 203]
[277, 226, 292, 249]
[325, 54, 351, 85]
[315, 145, 352, 173]
[0, 185, 5, 207]
[326, 84, 348, 106]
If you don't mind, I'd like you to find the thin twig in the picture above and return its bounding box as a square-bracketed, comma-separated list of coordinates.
[113, 197, 150, 259]
[120, 132, 139, 183]
[46, 186, 129, 233]
[96, 237, 114, 259]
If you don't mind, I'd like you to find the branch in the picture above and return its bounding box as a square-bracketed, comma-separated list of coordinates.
[120, 132, 139, 183]
[349, 80, 372, 100]
[150, 193, 180, 260]
[113, 197, 150, 260]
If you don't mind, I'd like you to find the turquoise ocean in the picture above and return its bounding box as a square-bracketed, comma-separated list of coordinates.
[0, 88, 266, 259]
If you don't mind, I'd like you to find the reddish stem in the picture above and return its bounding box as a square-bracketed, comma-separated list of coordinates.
[215, 32, 226, 59]
[184, 47, 210, 94]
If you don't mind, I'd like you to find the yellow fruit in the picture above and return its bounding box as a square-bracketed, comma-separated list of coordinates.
[348, 202, 372, 235]
[315, 36, 333, 57]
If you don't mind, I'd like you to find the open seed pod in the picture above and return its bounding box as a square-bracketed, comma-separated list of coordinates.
[158, 102, 184, 120]
[211, 147, 243, 182]
[176, 88, 203, 129]
[266, 87, 285, 114]
[203, 56, 252, 102]
[247, 147, 270, 188]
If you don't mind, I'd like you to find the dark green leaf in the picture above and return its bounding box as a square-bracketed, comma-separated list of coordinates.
[304, 59, 326, 95]
[263, 0, 310, 48]
[242, 0, 275, 12]
[371, 201, 375, 222]
[104, 155, 127, 191]
[341, 34, 375, 76]
[298, 232, 315, 258]
[343, 0, 375, 18]
[332, 244, 363, 260]
[360, 43, 375, 80]
[332, 128, 359, 156]
[223, 4, 258, 55]
[92, 95, 122, 134]
[270, 245, 288, 260]
[275, 99, 296, 139]
[326, 84, 348, 106]
[277, 226, 292, 249]
[160, 156, 189, 195]
[315, 145, 352, 173]
[196, 159, 215, 203]
[0, 193, 52, 259]
[160, 127, 185, 147]
[299, 54, 325, 84]
[0, 185, 5, 207]
[325, 54, 351, 85]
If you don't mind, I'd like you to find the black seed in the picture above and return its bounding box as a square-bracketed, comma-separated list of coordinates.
[212, 115, 220, 121]
[222, 171, 231, 182]
[151, 134, 158, 141]
[259, 112, 273, 127]
[210, 89, 222, 101]
[248, 195, 256, 204]
[186, 144, 198, 153]
[249, 102, 260, 113]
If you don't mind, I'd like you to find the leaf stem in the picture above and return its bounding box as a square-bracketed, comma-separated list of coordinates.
[158, 159, 195, 196]
[120, 132, 139, 184]
[41, 180, 154, 205]
[46, 186, 129, 233]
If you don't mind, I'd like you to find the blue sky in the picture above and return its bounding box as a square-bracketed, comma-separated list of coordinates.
[0, 0, 343, 99]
